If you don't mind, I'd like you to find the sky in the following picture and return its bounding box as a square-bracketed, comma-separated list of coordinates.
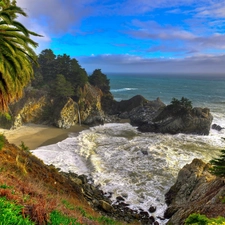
[16, 0, 225, 74]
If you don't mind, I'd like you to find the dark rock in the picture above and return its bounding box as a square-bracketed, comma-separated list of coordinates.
[149, 216, 155, 222]
[141, 150, 149, 155]
[132, 103, 213, 135]
[212, 123, 224, 131]
[149, 205, 156, 213]
[116, 95, 150, 115]
[129, 98, 166, 126]
[116, 196, 125, 202]
[140, 211, 149, 218]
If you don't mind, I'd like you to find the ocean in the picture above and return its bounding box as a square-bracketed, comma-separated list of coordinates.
[33, 73, 225, 224]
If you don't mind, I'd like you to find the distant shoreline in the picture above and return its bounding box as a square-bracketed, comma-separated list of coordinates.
[1, 123, 88, 150]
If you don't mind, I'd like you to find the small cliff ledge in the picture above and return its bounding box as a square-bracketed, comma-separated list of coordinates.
[164, 158, 225, 224]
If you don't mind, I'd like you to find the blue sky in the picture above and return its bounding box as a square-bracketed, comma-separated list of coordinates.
[17, 0, 225, 74]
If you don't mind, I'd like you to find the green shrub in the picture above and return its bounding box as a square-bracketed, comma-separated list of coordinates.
[0, 134, 5, 150]
[97, 216, 119, 225]
[185, 213, 208, 224]
[185, 213, 225, 225]
[209, 149, 225, 177]
[170, 97, 192, 110]
[49, 210, 80, 225]
[0, 184, 12, 189]
[0, 197, 34, 225]
[19, 141, 30, 152]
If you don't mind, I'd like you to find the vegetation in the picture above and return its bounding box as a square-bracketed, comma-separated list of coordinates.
[0, 0, 41, 111]
[0, 196, 34, 224]
[51, 74, 75, 98]
[33, 49, 88, 99]
[170, 97, 193, 110]
[209, 149, 225, 177]
[0, 136, 136, 225]
[88, 69, 110, 93]
[0, 133, 5, 150]
[185, 213, 225, 225]
[19, 141, 29, 152]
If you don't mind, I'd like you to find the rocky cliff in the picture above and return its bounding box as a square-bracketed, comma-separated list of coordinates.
[164, 158, 225, 224]
[0, 84, 105, 129]
[0, 86, 213, 135]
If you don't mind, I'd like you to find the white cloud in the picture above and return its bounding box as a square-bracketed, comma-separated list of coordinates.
[78, 53, 225, 74]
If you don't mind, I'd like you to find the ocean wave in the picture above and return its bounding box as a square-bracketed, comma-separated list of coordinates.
[32, 123, 225, 224]
[111, 88, 138, 93]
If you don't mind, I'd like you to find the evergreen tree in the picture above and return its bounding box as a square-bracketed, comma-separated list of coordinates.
[0, 0, 41, 111]
[51, 74, 74, 98]
[88, 69, 110, 93]
[209, 149, 225, 177]
[36, 49, 56, 84]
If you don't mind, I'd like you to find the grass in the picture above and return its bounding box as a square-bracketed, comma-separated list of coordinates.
[0, 136, 138, 225]
[185, 213, 225, 225]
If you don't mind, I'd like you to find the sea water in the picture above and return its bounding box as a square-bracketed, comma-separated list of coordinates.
[33, 73, 225, 224]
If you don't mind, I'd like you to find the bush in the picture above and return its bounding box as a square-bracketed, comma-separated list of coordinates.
[209, 149, 225, 177]
[20, 141, 30, 152]
[49, 210, 80, 225]
[88, 69, 110, 93]
[170, 97, 192, 110]
[0, 134, 5, 150]
[185, 213, 225, 225]
[0, 197, 34, 225]
[185, 213, 208, 224]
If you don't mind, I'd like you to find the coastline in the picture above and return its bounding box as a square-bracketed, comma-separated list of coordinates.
[0, 123, 89, 150]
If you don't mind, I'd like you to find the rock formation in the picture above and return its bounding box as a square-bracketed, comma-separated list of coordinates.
[164, 158, 225, 224]
[0, 84, 213, 135]
[130, 103, 213, 135]
[0, 84, 105, 129]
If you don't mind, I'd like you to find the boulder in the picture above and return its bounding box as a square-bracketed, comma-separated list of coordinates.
[130, 103, 213, 135]
[164, 158, 225, 224]
[129, 97, 165, 125]
[212, 123, 224, 131]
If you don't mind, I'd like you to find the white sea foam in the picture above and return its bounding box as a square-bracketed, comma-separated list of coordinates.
[32, 122, 225, 224]
[111, 88, 138, 93]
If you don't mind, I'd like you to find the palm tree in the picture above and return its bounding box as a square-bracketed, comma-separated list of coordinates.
[0, 1, 41, 111]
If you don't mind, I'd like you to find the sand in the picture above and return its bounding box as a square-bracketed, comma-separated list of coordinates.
[0, 123, 89, 150]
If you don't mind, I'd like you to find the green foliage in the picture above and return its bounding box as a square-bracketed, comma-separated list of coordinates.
[0, 134, 5, 150]
[170, 97, 192, 110]
[209, 149, 225, 177]
[185, 213, 209, 224]
[0, 0, 41, 111]
[51, 74, 74, 98]
[0, 183, 12, 189]
[97, 216, 119, 225]
[0, 197, 34, 225]
[185, 213, 225, 225]
[88, 69, 110, 93]
[33, 50, 88, 98]
[76, 206, 87, 217]
[49, 210, 80, 225]
[0, 112, 12, 121]
[19, 141, 30, 152]
[61, 199, 75, 210]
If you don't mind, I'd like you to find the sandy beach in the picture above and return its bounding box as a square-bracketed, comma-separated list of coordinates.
[0, 123, 88, 150]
